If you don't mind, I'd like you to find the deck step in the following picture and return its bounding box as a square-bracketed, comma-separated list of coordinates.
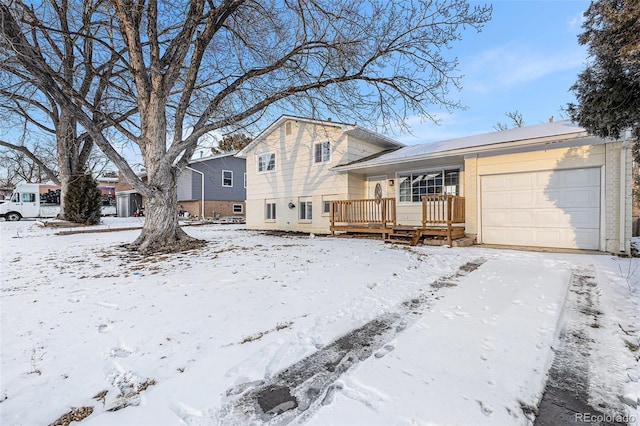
[384, 238, 413, 245]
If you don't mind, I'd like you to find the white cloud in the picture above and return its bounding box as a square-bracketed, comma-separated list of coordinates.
[463, 43, 587, 93]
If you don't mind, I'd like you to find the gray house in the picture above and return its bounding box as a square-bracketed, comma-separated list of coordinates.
[177, 151, 246, 220]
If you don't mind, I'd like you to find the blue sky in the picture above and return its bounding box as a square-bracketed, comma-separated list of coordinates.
[395, 0, 591, 145]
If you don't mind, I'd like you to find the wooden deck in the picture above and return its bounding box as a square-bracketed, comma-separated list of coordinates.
[330, 195, 466, 246]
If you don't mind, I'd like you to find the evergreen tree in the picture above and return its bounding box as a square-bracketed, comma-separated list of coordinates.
[211, 134, 252, 154]
[567, 0, 640, 140]
[63, 172, 102, 225]
[567, 0, 640, 206]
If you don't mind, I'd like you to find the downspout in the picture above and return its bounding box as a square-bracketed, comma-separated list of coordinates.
[619, 129, 631, 253]
[186, 166, 205, 219]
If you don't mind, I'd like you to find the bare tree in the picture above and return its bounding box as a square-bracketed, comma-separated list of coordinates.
[0, 139, 58, 186]
[0, 0, 129, 219]
[1, 0, 492, 253]
[493, 110, 524, 131]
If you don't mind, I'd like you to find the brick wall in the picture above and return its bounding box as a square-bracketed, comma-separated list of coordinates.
[178, 200, 245, 218]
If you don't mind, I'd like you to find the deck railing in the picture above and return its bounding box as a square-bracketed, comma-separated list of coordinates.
[330, 197, 396, 228]
[421, 195, 465, 228]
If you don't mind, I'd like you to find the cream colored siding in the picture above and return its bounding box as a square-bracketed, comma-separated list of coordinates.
[245, 119, 391, 233]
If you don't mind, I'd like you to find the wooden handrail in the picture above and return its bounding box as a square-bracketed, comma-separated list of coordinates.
[421, 195, 465, 229]
[330, 198, 396, 227]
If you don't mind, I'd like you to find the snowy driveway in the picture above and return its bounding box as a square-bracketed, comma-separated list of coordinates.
[0, 219, 637, 425]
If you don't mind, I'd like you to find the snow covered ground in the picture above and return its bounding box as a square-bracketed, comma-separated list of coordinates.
[0, 218, 638, 425]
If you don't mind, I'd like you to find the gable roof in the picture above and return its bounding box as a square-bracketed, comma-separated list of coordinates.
[333, 120, 608, 171]
[188, 150, 240, 165]
[236, 115, 404, 158]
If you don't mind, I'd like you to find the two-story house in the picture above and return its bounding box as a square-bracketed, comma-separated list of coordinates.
[178, 151, 246, 220]
[239, 115, 632, 254]
[116, 152, 246, 219]
[237, 115, 403, 234]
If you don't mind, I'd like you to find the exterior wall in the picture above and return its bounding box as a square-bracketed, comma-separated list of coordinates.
[175, 155, 247, 219]
[187, 155, 246, 202]
[603, 142, 633, 253]
[179, 200, 245, 218]
[245, 119, 387, 233]
[463, 143, 631, 252]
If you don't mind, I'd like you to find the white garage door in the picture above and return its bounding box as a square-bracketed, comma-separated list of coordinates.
[481, 168, 601, 249]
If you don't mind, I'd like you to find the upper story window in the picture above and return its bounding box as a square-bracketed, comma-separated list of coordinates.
[314, 141, 331, 163]
[222, 170, 233, 187]
[398, 169, 460, 203]
[258, 153, 276, 173]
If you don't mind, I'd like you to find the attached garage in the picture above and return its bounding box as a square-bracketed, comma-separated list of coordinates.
[480, 168, 601, 250]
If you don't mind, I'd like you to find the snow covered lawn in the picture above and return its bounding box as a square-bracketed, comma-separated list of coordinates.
[0, 218, 638, 425]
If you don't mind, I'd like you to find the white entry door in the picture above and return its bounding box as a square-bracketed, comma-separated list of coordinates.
[367, 176, 387, 200]
[481, 168, 601, 249]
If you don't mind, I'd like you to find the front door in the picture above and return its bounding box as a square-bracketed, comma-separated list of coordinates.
[367, 175, 387, 200]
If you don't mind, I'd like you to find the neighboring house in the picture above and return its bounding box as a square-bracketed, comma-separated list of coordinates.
[115, 152, 246, 219]
[237, 115, 404, 234]
[177, 151, 246, 219]
[115, 172, 147, 217]
[239, 115, 633, 254]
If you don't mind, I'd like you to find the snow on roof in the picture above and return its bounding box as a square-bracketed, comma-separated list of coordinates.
[335, 120, 592, 170]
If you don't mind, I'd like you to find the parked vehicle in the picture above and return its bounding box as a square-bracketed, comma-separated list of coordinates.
[0, 183, 116, 221]
[0, 183, 60, 221]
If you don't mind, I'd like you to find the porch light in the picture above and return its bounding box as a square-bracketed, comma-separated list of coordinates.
[389, 179, 395, 186]
[288, 202, 296, 209]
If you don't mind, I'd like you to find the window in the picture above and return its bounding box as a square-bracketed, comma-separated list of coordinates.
[323, 201, 331, 215]
[10, 192, 19, 202]
[22, 193, 36, 203]
[398, 169, 460, 202]
[258, 153, 276, 172]
[314, 141, 331, 163]
[299, 200, 312, 220]
[222, 170, 233, 187]
[233, 204, 243, 214]
[265, 202, 276, 220]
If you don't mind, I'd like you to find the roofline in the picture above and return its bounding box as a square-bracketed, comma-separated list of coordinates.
[237, 115, 348, 157]
[188, 150, 240, 164]
[332, 130, 608, 172]
[237, 114, 403, 157]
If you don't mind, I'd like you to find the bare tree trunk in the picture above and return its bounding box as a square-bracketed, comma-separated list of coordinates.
[128, 166, 202, 253]
[127, 105, 203, 254]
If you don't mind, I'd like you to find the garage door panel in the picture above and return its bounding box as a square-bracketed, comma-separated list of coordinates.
[481, 168, 601, 250]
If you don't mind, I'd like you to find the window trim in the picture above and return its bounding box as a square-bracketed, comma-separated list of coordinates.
[257, 152, 276, 173]
[322, 200, 331, 216]
[299, 198, 313, 222]
[232, 203, 243, 214]
[265, 201, 276, 221]
[396, 167, 461, 204]
[222, 170, 233, 187]
[314, 141, 331, 164]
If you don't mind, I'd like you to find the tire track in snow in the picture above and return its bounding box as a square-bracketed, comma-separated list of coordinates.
[216, 258, 486, 425]
[534, 266, 627, 426]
